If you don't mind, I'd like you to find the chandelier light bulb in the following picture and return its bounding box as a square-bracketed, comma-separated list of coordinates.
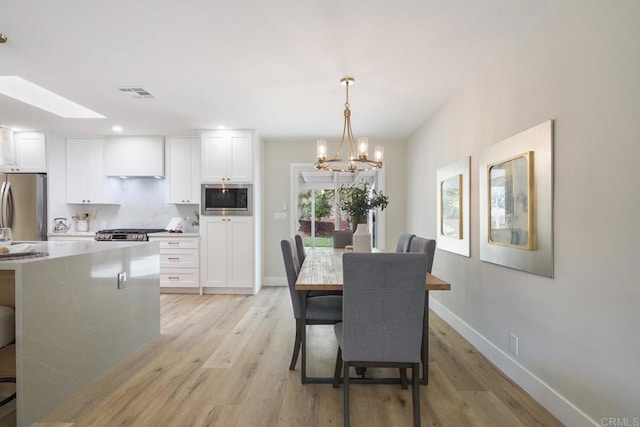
[375, 146, 384, 163]
[358, 137, 369, 159]
[317, 139, 327, 161]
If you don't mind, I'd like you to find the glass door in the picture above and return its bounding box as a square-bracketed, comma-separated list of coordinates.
[291, 165, 384, 249]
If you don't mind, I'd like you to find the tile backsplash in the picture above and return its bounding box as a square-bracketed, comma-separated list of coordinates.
[62, 178, 198, 232]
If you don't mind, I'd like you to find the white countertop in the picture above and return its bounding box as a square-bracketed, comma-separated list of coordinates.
[0, 240, 156, 266]
[47, 232, 200, 238]
[48, 231, 96, 237]
[149, 232, 200, 238]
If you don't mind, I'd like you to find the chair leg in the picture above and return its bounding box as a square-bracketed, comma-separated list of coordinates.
[399, 368, 408, 389]
[344, 361, 350, 427]
[333, 347, 342, 388]
[412, 363, 421, 427]
[289, 319, 302, 370]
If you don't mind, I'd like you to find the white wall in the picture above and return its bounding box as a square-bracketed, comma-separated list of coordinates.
[47, 135, 197, 232]
[406, 1, 640, 425]
[262, 138, 407, 284]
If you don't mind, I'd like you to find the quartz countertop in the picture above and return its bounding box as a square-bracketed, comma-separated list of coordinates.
[149, 232, 200, 238]
[0, 240, 156, 266]
[48, 231, 96, 237]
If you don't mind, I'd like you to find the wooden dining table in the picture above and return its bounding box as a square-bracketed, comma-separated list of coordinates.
[295, 247, 451, 385]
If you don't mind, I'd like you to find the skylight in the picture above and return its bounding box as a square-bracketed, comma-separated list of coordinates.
[0, 76, 105, 118]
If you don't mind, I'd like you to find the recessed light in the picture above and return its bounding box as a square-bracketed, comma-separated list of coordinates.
[0, 76, 105, 118]
[112, 125, 123, 132]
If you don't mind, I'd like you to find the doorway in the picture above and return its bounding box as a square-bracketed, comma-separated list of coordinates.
[290, 164, 385, 249]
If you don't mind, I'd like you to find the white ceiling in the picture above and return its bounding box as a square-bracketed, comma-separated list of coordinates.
[0, 0, 548, 140]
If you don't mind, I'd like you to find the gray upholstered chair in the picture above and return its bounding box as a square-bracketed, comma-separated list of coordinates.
[395, 233, 416, 253]
[281, 239, 342, 370]
[332, 230, 353, 248]
[0, 306, 16, 406]
[333, 253, 427, 427]
[409, 236, 436, 273]
[294, 234, 306, 267]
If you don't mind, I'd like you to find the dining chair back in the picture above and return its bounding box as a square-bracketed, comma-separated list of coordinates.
[336, 252, 426, 426]
[395, 233, 416, 252]
[409, 236, 436, 273]
[294, 234, 306, 267]
[281, 239, 342, 370]
[332, 230, 353, 248]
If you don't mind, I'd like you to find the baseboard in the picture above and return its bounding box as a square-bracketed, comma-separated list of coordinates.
[263, 276, 287, 286]
[428, 297, 598, 427]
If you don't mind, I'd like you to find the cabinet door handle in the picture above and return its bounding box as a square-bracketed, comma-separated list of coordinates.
[168, 257, 180, 261]
[168, 276, 180, 280]
[168, 242, 179, 245]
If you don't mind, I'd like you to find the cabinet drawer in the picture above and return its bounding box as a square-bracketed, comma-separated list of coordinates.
[160, 251, 198, 268]
[155, 238, 199, 249]
[160, 271, 199, 288]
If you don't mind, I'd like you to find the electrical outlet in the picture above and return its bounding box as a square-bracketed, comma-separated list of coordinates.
[509, 333, 519, 356]
[117, 272, 127, 289]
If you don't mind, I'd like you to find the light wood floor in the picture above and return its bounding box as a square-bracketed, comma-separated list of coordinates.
[20, 287, 562, 426]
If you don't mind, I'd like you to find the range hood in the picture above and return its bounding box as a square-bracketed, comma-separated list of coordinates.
[104, 136, 164, 177]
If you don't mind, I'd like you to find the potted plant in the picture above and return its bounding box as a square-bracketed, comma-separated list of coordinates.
[337, 182, 389, 232]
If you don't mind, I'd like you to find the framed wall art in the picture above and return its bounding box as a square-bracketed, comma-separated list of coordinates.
[479, 120, 554, 277]
[436, 156, 470, 257]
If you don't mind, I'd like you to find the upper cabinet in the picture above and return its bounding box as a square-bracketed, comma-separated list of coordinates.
[201, 130, 252, 183]
[0, 131, 47, 173]
[165, 137, 200, 204]
[104, 136, 164, 177]
[66, 138, 114, 204]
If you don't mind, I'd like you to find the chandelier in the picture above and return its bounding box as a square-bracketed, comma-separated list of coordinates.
[314, 77, 384, 173]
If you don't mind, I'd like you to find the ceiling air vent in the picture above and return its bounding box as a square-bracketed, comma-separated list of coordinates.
[118, 86, 155, 99]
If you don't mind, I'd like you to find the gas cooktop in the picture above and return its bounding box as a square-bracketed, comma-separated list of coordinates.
[95, 228, 166, 241]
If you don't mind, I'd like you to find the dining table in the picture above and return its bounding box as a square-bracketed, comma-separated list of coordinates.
[295, 247, 451, 385]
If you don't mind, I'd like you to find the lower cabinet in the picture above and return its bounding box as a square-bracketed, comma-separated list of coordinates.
[148, 234, 200, 293]
[200, 216, 253, 293]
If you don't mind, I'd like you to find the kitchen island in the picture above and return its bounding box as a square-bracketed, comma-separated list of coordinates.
[0, 240, 160, 427]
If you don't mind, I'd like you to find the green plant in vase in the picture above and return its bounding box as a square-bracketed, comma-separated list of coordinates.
[337, 182, 388, 232]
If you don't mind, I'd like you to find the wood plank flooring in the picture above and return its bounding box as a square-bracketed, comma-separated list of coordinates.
[22, 287, 562, 427]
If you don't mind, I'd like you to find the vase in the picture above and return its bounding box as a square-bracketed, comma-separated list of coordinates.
[351, 215, 366, 233]
[352, 223, 371, 252]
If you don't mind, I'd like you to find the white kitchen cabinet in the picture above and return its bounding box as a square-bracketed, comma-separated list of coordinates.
[66, 138, 113, 204]
[201, 130, 252, 183]
[200, 216, 253, 292]
[104, 136, 164, 177]
[165, 137, 200, 204]
[0, 131, 47, 173]
[149, 234, 200, 292]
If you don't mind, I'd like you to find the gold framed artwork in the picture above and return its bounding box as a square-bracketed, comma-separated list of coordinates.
[436, 156, 470, 257]
[479, 120, 553, 277]
[487, 151, 534, 250]
[441, 174, 462, 239]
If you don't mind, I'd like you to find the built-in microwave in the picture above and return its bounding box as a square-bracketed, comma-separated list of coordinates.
[201, 184, 252, 215]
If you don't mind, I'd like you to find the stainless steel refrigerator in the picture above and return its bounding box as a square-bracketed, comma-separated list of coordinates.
[0, 173, 47, 241]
